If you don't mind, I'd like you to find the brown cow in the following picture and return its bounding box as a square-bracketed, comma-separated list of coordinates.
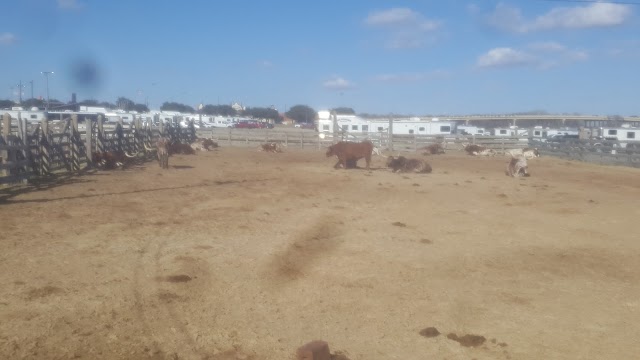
[191, 138, 219, 151]
[386, 156, 432, 173]
[420, 143, 445, 155]
[326, 140, 374, 170]
[168, 141, 196, 155]
[258, 142, 284, 153]
[92, 150, 136, 169]
[463, 144, 496, 156]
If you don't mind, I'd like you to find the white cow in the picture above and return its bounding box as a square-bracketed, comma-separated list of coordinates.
[506, 147, 540, 159]
[506, 156, 529, 177]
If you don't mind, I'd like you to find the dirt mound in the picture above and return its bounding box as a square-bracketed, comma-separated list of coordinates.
[419, 327, 441, 338]
[446, 333, 486, 347]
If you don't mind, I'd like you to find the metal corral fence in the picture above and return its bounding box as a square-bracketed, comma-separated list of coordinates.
[0, 113, 196, 184]
[197, 127, 529, 153]
[532, 139, 640, 168]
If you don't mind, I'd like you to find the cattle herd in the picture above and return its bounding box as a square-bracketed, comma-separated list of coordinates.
[324, 140, 539, 178]
[91, 135, 538, 178]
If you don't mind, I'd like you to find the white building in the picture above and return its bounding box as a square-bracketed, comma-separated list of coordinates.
[316, 111, 455, 136]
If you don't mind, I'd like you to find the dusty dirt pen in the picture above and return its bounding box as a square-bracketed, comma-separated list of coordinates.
[1, 148, 639, 359]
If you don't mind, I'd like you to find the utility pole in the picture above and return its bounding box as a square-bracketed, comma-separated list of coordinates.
[29, 80, 33, 100]
[18, 80, 23, 104]
[41, 71, 54, 110]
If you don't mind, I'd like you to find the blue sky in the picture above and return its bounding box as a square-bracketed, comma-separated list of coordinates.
[1, 0, 639, 115]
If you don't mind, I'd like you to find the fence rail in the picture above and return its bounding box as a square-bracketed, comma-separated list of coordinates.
[0, 112, 196, 184]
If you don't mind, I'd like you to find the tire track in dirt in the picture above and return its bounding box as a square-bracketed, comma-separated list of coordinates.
[265, 215, 344, 284]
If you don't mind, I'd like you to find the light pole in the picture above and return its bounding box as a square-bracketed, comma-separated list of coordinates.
[41, 71, 54, 110]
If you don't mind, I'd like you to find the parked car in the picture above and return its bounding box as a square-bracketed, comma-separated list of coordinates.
[295, 123, 316, 130]
[546, 134, 580, 143]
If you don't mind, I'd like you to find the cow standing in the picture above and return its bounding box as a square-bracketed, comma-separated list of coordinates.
[506, 156, 529, 177]
[326, 140, 374, 170]
[156, 137, 170, 169]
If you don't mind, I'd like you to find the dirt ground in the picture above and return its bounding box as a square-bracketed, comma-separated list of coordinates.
[1, 147, 639, 360]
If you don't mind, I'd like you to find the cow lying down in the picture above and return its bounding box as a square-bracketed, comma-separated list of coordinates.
[386, 156, 432, 173]
[420, 143, 445, 155]
[506, 156, 530, 177]
[258, 142, 285, 153]
[191, 138, 218, 152]
[462, 144, 496, 156]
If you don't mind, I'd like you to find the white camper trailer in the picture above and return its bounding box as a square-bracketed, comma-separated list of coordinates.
[599, 127, 640, 144]
[457, 125, 488, 136]
[3, 108, 47, 123]
[316, 111, 455, 136]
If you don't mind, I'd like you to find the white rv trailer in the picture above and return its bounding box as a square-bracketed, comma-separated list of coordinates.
[531, 127, 579, 141]
[316, 111, 455, 136]
[492, 127, 529, 137]
[599, 126, 640, 143]
[457, 125, 488, 136]
[2, 108, 47, 122]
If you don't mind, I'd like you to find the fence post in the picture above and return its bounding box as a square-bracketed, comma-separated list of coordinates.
[413, 134, 417, 152]
[285, 132, 288, 147]
[159, 116, 165, 136]
[115, 123, 123, 155]
[40, 113, 51, 175]
[228, 127, 232, 145]
[300, 130, 304, 149]
[189, 120, 196, 142]
[97, 115, 105, 153]
[317, 133, 321, 150]
[18, 117, 30, 177]
[70, 114, 80, 171]
[85, 117, 93, 165]
[1, 113, 10, 178]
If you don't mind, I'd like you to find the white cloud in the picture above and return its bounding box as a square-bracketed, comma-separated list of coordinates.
[531, 3, 631, 30]
[477, 48, 534, 68]
[486, 2, 631, 33]
[0, 32, 16, 45]
[365, 8, 420, 26]
[477, 43, 589, 70]
[323, 76, 355, 90]
[365, 8, 441, 50]
[258, 60, 273, 68]
[58, 0, 84, 10]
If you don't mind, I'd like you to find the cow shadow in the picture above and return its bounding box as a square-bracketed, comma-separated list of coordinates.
[171, 165, 194, 170]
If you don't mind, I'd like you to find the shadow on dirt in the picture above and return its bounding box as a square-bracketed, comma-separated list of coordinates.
[1, 176, 277, 205]
[0, 170, 98, 205]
